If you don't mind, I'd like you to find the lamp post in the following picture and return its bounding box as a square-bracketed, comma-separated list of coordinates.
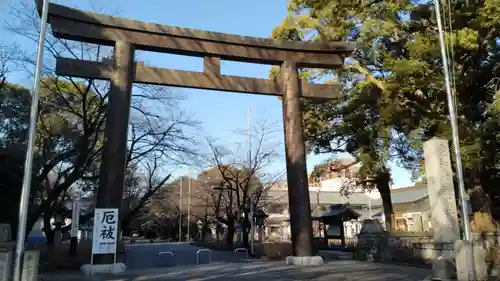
[316, 188, 321, 236]
[249, 197, 255, 254]
[179, 177, 183, 242]
[187, 174, 191, 241]
[197, 220, 203, 240]
[254, 209, 268, 243]
[316, 188, 320, 207]
[368, 198, 372, 218]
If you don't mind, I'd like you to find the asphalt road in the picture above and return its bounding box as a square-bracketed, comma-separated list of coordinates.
[39, 242, 432, 280]
[124, 242, 244, 269]
[42, 259, 432, 281]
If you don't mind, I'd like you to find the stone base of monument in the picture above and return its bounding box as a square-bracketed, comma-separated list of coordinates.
[455, 240, 488, 281]
[285, 256, 324, 266]
[80, 263, 126, 276]
[318, 250, 353, 260]
[431, 257, 456, 280]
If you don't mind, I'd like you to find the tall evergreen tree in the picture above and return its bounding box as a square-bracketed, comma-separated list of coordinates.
[272, 0, 500, 224]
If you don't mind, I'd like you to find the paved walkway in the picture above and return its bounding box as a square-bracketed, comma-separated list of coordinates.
[41, 259, 431, 281]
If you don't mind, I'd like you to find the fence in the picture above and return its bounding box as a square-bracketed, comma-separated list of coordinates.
[355, 231, 500, 266]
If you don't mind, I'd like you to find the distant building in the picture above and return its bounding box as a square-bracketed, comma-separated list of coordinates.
[261, 158, 431, 240]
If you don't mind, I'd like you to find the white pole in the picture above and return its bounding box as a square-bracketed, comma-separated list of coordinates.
[368, 199, 372, 218]
[433, 0, 472, 245]
[179, 177, 183, 242]
[433, 0, 472, 244]
[13, 1, 49, 280]
[433, 0, 475, 279]
[187, 175, 191, 241]
[248, 106, 255, 254]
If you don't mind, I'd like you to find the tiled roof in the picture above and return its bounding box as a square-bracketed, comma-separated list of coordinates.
[311, 204, 361, 220]
[264, 184, 428, 207]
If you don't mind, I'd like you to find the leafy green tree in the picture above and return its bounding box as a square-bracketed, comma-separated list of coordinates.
[0, 78, 104, 239]
[272, 0, 500, 223]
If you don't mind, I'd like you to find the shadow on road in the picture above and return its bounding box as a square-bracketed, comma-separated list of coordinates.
[40, 259, 431, 281]
[120, 260, 431, 281]
[40, 243, 431, 281]
[124, 242, 244, 269]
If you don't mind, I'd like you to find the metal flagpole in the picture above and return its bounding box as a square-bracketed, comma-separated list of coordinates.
[13, 0, 49, 281]
[433, 0, 475, 279]
[248, 106, 255, 254]
[433, 0, 472, 245]
[179, 177, 183, 242]
[368, 199, 372, 218]
[13, 1, 49, 281]
[187, 175, 191, 241]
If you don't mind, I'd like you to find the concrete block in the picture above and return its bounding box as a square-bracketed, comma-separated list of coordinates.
[432, 257, 456, 280]
[318, 250, 353, 260]
[80, 263, 126, 276]
[455, 240, 488, 281]
[285, 256, 324, 266]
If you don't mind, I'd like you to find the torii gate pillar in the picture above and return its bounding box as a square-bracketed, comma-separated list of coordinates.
[281, 61, 315, 259]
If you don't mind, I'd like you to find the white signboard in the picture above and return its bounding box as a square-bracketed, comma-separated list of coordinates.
[21, 250, 39, 281]
[0, 251, 12, 281]
[92, 208, 119, 255]
[71, 201, 80, 237]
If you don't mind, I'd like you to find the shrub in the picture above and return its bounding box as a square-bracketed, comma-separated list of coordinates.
[254, 243, 292, 260]
[471, 212, 498, 233]
[486, 245, 500, 265]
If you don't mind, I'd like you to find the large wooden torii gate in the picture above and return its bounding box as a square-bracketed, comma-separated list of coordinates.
[37, 1, 353, 262]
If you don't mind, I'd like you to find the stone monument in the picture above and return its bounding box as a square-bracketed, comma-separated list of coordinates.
[0, 251, 12, 281]
[423, 138, 460, 279]
[411, 214, 423, 232]
[423, 138, 460, 241]
[423, 138, 488, 280]
[21, 251, 39, 281]
[355, 219, 391, 262]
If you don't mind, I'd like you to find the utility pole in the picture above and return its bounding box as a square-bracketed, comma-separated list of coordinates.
[433, 0, 475, 279]
[316, 188, 320, 206]
[179, 177, 183, 242]
[248, 106, 255, 254]
[368, 198, 372, 218]
[187, 175, 191, 241]
[13, 1, 49, 281]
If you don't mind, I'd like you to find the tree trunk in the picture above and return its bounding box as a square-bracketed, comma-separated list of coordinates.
[201, 224, 208, 242]
[216, 224, 223, 244]
[241, 215, 250, 249]
[226, 218, 235, 246]
[375, 170, 393, 231]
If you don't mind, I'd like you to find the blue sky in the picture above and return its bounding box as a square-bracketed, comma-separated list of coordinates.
[1, 0, 413, 187]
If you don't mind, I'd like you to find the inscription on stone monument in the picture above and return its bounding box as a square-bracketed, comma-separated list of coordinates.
[21, 251, 39, 281]
[0, 251, 12, 281]
[0, 224, 11, 243]
[423, 138, 460, 242]
[411, 214, 423, 232]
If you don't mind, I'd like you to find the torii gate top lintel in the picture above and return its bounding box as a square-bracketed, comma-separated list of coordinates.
[37, 1, 354, 69]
